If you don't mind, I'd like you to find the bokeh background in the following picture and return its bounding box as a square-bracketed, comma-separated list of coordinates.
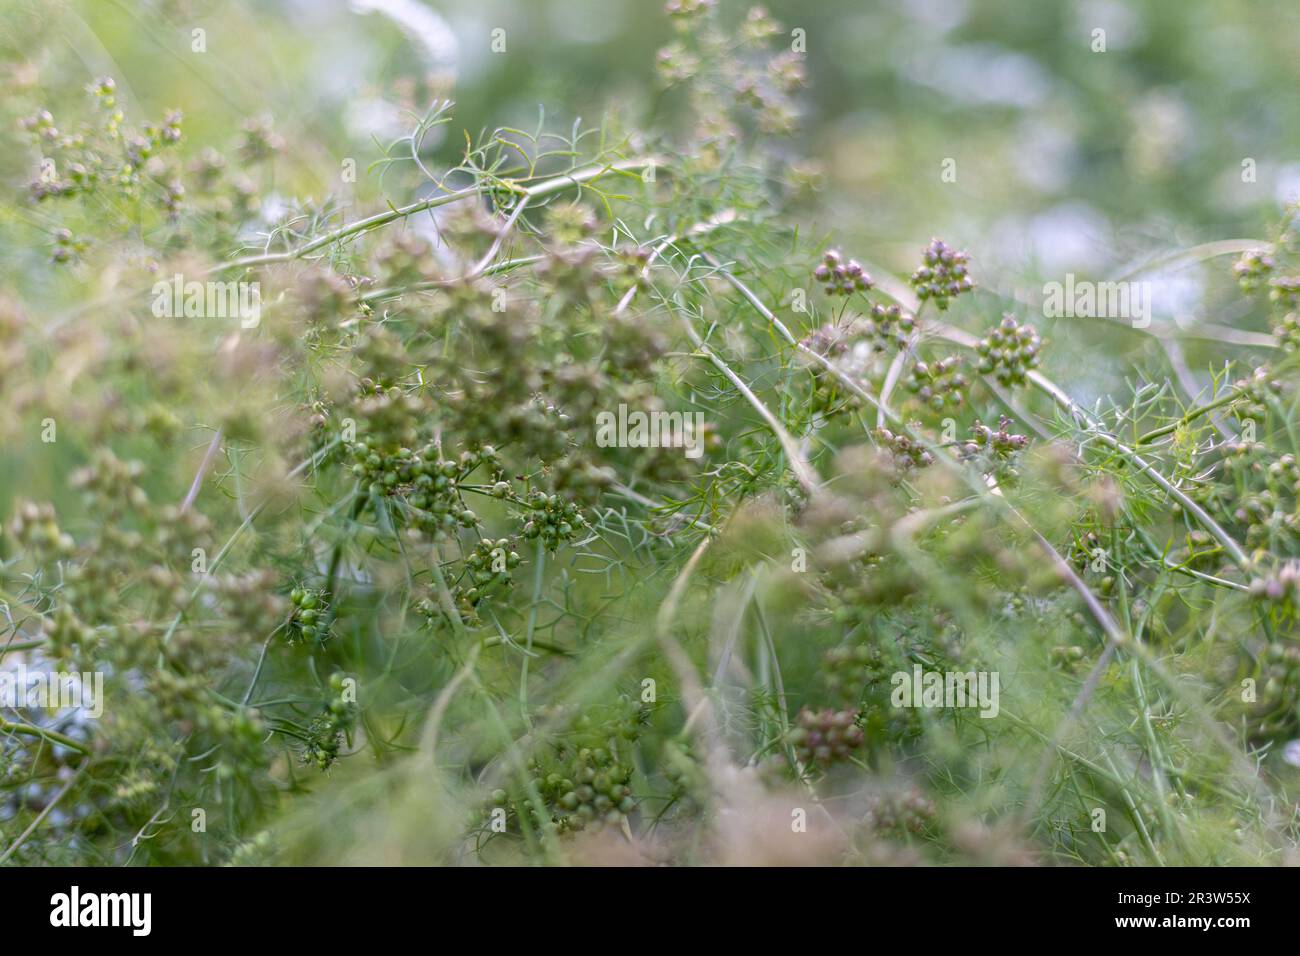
[3, 0, 1299, 382]
[7, 0, 1300, 242]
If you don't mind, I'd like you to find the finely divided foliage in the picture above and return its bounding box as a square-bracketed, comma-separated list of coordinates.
[1, 1, 1300, 866]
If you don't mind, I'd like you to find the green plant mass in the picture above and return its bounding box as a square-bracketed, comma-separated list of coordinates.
[2, 0, 1300, 868]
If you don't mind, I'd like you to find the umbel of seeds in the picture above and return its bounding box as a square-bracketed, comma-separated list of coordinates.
[905, 355, 967, 410]
[975, 315, 1041, 386]
[814, 249, 874, 296]
[787, 706, 865, 767]
[866, 303, 919, 351]
[963, 417, 1030, 457]
[1233, 248, 1275, 294]
[289, 587, 328, 642]
[910, 239, 974, 310]
[876, 427, 935, 470]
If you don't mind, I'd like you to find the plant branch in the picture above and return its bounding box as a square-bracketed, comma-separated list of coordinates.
[212, 157, 662, 274]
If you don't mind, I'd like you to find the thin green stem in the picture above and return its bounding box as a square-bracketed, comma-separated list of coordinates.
[519, 541, 546, 722]
[1135, 387, 1245, 445]
[213, 158, 661, 273]
[0, 718, 89, 754]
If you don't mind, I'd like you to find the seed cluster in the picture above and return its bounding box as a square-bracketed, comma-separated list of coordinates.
[787, 707, 865, 767]
[553, 748, 637, 830]
[464, 539, 522, 601]
[487, 699, 647, 835]
[1222, 440, 1268, 477]
[905, 355, 967, 410]
[975, 315, 1042, 386]
[1248, 561, 1300, 605]
[348, 439, 499, 536]
[1267, 454, 1300, 492]
[910, 239, 974, 310]
[22, 77, 184, 214]
[1238, 244, 1300, 359]
[961, 417, 1030, 458]
[1274, 311, 1300, 352]
[741, 4, 780, 41]
[865, 303, 919, 351]
[521, 491, 587, 550]
[289, 587, 329, 643]
[865, 789, 938, 836]
[800, 322, 852, 358]
[1232, 447, 1300, 546]
[1049, 645, 1086, 670]
[493, 749, 636, 835]
[1269, 276, 1300, 311]
[51, 228, 88, 264]
[1233, 248, 1276, 294]
[876, 426, 935, 470]
[665, 0, 714, 19]
[814, 249, 874, 296]
[7, 501, 75, 559]
[1253, 641, 1300, 736]
[1232, 366, 1286, 420]
[301, 673, 357, 771]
